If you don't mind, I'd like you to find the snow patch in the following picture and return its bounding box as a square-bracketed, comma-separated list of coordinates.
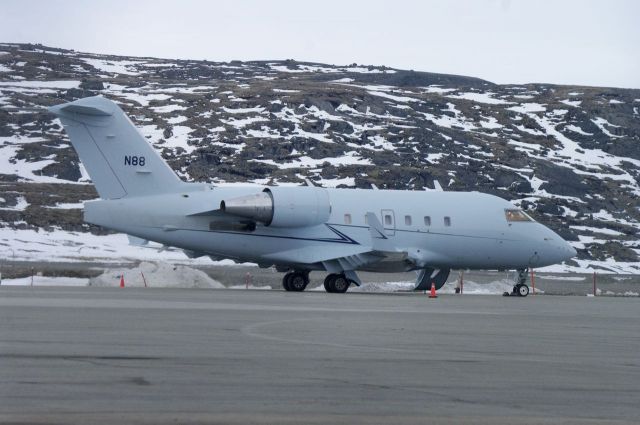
[447, 92, 511, 105]
[90, 262, 224, 288]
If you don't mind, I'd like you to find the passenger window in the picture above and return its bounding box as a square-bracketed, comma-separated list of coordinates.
[444, 216, 451, 227]
[424, 216, 431, 226]
[384, 214, 392, 225]
[405, 215, 412, 226]
[344, 214, 352, 224]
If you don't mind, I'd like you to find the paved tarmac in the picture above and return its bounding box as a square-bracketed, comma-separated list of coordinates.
[1, 287, 639, 424]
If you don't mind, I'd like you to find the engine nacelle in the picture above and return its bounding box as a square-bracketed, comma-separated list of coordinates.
[220, 186, 331, 228]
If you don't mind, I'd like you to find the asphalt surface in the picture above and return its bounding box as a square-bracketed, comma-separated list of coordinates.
[1, 287, 639, 424]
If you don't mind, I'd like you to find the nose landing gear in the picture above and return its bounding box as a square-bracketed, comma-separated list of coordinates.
[503, 268, 530, 297]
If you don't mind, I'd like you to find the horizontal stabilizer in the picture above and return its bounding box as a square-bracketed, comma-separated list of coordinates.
[49, 99, 114, 117]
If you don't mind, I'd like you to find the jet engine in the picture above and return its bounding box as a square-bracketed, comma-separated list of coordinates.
[220, 187, 331, 228]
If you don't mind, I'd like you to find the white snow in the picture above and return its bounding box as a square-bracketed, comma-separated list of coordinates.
[418, 111, 476, 131]
[150, 104, 187, 113]
[90, 262, 224, 288]
[426, 153, 446, 163]
[221, 115, 268, 129]
[447, 92, 512, 105]
[251, 151, 372, 169]
[80, 57, 143, 75]
[47, 201, 85, 209]
[479, 116, 503, 129]
[367, 90, 419, 103]
[565, 125, 593, 136]
[507, 103, 546, 113]
[422, 86, 456, 94]
[0, 80, 80, 89]
[117, 92, 172, 107]
[331, 78, 354, 83]
[536, 275, 585, 281]
[609, 99, 624, 104]
[0, 196, 28, 211]
[0, 64, 11, 73]
[570, 225, 624, 236]
[560, 99, 582, 107]
[591, 117, 622, 138]
[222, 106, 265, 114]
[1, 276, 89, 286]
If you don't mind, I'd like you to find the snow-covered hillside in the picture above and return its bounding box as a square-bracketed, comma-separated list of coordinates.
[0, 43, 639, 273]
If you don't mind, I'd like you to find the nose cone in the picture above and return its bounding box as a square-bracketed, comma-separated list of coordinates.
[561, 240, 578, 261]
[534, 225, 578, 266]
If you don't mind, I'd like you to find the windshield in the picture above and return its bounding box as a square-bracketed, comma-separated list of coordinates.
[505, 209, 534, 222]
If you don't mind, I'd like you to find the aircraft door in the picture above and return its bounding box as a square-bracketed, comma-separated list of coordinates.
[381, 209, 395, 236]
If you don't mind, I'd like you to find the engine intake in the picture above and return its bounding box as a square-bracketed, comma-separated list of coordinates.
[220, 187, 330, 228]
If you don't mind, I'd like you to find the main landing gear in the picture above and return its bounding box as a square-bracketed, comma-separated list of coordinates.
[282, 271, 309, 292]
[504, 268, 530, 297]
[281, 271, 355, 293]
[323, 273, 352, 293]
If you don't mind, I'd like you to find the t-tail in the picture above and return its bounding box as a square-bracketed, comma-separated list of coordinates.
[49, 96, 185, 199]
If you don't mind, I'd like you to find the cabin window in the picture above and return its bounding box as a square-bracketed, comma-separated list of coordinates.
[405, 215, 412, 226]
[344, 213, 352, 224]
[384, 214, 392, 226]
[505, 209, 533, 222]
[444, 216, 451, 227]
[424, 216, 431, 226]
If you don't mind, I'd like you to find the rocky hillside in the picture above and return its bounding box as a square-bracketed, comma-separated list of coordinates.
[0, 43, 639, 272]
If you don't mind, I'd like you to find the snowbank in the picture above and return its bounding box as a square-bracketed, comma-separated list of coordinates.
[90, 262, 224, 288]
[0, 276, 89, 286]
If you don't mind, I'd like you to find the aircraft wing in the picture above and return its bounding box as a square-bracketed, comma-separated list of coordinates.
[261, 243, 381, 267]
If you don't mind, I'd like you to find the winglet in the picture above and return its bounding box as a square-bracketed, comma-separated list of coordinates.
[127, 235, 149, 246]
[366, 212, 395, 251]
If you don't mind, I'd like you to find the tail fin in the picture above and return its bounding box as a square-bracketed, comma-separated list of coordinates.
[49, 96, 184, 199]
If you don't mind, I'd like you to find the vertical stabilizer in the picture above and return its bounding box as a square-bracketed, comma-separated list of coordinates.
[49, 96, 184, 199]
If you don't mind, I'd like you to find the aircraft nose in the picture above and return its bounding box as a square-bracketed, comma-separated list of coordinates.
[565, 242, 578, 260]
[535, 225, 577, 265]
[552, 235, 577, 262]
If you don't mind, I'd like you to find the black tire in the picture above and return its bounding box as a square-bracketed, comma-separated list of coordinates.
[282, 273, 294, 291]
[333, 275, 350, 293]
[517, 283, 529, 297]
[289, 272, 308, 292]
[324, 274, 337, 293]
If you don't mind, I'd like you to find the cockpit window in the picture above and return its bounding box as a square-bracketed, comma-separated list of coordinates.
[505, 209, 533, 222]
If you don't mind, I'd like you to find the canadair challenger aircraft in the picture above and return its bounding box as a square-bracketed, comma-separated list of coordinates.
[49, 96, 576, 296]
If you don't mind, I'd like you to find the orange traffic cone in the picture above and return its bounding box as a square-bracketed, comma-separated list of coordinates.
[119, 274, 125, 288]
[428, 282, 437, 298]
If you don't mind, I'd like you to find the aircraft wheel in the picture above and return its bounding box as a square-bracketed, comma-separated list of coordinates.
[516, 283, 529, 297]
[289, 271, 309, 292]
[282, 273, 294, 291]
[323, 274, 337, 293]
[332, 274, 351, 293]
